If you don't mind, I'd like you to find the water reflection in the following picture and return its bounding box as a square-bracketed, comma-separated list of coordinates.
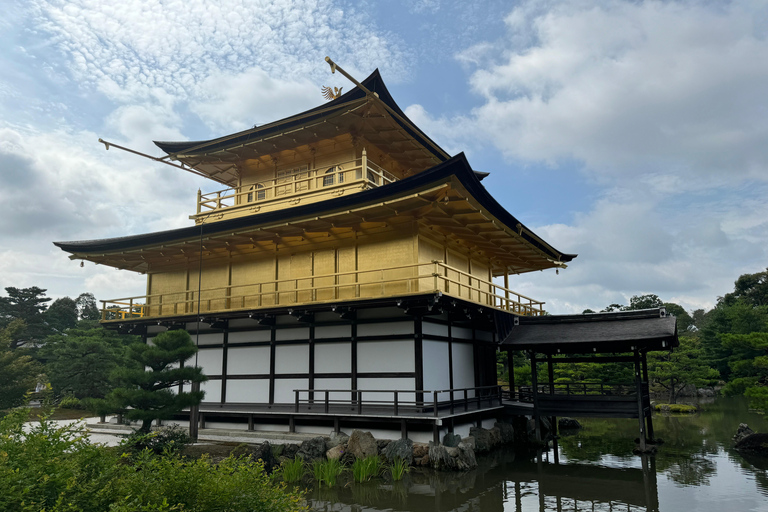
[307, 397, 768, 511]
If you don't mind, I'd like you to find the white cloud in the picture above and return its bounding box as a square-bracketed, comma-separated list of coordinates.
[457, 0, 768, 186]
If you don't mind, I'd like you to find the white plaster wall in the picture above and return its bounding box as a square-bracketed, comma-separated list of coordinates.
[453, 326, 473, 340]
[357, 340, 414, 373]
[227, 346, 270, 375]
[357, 377, 415, 403]
[275, 327, 309, 341]
[196, 348, 223, 375]
[201, 379, 222, 402]
[422, 321, 449, 337]
[357, 321, 414, 337]
[422, 340, 451, 401]
[273, 378, 308, 403]
[228, 330, 271, 343]
[312, 378, 352, 401]
[452, 342, 475, 398]
[226, 379, 270, 403]
[275, 344, 309, 373]
[194, 333, 224, 346]
[314, 342, 351, 373]
[476, 330, 493, 342]
[315, 324, 352, 339]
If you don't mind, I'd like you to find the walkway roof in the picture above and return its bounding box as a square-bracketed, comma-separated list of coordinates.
[500, 308, 678, 354]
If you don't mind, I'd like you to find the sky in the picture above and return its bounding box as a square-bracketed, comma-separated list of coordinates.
[1, 0, 767, 315]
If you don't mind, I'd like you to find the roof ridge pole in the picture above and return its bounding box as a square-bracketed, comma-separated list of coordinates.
[324, 57, 450, 160]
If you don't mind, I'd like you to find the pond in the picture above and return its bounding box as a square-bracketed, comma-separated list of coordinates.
[305, 397, 768, 511]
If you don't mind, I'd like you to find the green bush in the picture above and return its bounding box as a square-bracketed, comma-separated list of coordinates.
[276, 455, 305, 483]
[654, 403, 698, 413]
[0, 409, 305, 511]
[58, 394, 84, 410]
[121, 424, 191, 455]
[389, 457, 410, 481]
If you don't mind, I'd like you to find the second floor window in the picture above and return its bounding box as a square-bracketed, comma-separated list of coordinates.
[323, 166, 343, 187]
[247, 183, 265, 202]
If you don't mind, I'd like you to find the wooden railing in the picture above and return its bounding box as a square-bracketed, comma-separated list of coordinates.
[196, 153, 396, 215]
[505, 382, 640, 403]
[293, 385, 503, 417]
[100, 261, 545, 321]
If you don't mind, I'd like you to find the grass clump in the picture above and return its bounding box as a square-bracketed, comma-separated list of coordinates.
[312, 458, 344, 488]
[121, 424, 191, 454]
[352, 455, 384, 483]
[276, 455, 305, 483]
[654, 403, 698, 414]
[389, 457, 410, 481]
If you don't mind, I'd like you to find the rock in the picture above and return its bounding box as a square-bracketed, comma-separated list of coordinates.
[413, 442, 429, 458]
[442, 432, 462, 447]
[734, 423, 756, 444]
[271, 444, 285, 458]
[417, 453, 430, 466]
[429, 442, 457, 471]
[494, 421, 514, 444]
[283, 444, 300, 458]
[252, 441, 278, 470]
[469, 427, 501, 453]
[558, 418, 582, 430]
[326, 431, 349, 449]
[326, 444, 346, 460]
[462, 436, 476, 451]
[697, 388, 716, 397]
[297, 436, 327, 461]
[377, 439, 390, 453]
[456, 441, 478, 471]
[347, 430, 378, 459]
[383, 438, 413, 464]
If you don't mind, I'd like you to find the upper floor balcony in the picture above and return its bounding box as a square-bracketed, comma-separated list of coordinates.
[193, 150, 397, 223]
[99, 261, 545, 322]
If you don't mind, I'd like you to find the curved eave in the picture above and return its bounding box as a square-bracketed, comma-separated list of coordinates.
[54, 154, 575, 270]
[154, 69, 449, 168]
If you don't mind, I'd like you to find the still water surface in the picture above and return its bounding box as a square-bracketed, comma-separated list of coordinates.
[306, 397, 768, 511]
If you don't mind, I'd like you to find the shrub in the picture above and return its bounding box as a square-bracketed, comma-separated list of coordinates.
[654, 403, 698, 413]
[121, 424, 191, 455]
[58, 393, 84, 410]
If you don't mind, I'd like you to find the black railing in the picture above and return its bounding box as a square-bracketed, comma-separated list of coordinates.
[293, 385, 503, 417]
[505, 382, 643, 403]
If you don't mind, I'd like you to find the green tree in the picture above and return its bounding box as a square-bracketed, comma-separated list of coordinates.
[45, 297, 79, 334]
[0, 320, 42, 410]
[41, 321, 136, 400]
[649, 336, 720, 403]
[0, 287, 52, 348]
[721, 268, 768, 307]
[75, 292, 101, 321]
[107, 329, 207, 432]
[663, 302, 694, 332]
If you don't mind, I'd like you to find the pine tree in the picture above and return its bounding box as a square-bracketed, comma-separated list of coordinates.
[107, 329, 206, 432]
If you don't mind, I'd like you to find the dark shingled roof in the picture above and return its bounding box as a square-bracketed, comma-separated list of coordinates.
[53, 153, 577, 265]
[153, 69, 448, 162]
[501, 308, 678, 354]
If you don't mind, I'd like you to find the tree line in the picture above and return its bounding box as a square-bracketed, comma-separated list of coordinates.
[0, 287, 205, 430]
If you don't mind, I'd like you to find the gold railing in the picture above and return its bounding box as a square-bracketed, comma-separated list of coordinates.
[100, 261, 545, 321]
[196, 153, 396, 215]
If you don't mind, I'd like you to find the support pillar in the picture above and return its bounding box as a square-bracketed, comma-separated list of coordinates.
[531, 352, 541, 442]
[189, 381, 200, 442]
[641, 350, 655, 441]
[508, 349, 516, 400]
[634, 349, 647, 451]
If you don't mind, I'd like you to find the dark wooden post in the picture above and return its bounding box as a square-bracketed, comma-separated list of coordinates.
[189, 381, 200, 442]
[547, 354, 557, 442]
[641, 350, 655, 441]
[508, 349, 516, 400]
[634, 349, 647, 451]
[531, 352, 541, 442]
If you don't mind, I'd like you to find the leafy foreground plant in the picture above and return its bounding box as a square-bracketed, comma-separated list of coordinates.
[312, 458, 345, 488]
[0, 408, 305, 511]
[389, 456, 410, 481]
[121, 424, 191, 454]
[352, 455, 384, 483]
